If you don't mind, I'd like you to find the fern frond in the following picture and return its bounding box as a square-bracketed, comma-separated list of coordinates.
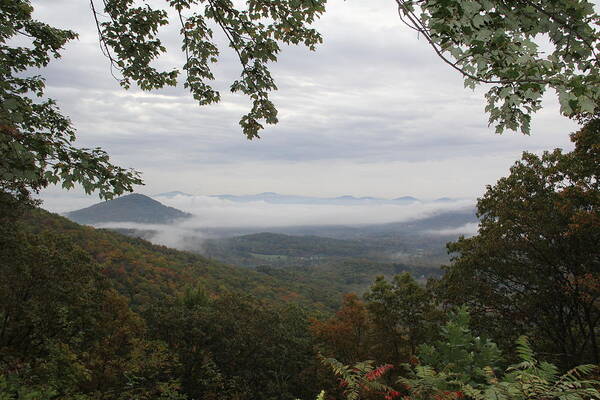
[537, 360, 559, 381]
[514, 336, 537, 364]
[560, 364, 597, 382]
[322, 357, 351, 379]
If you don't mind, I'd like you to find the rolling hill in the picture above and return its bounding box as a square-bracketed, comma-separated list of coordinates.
[206, 232, 376, 258]
[21, 209, 448, 311]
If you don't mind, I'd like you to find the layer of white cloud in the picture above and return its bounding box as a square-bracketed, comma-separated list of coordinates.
[154, 194, 473, 228]
[425, 222, 480, 237]
[82, 195, 476, 250]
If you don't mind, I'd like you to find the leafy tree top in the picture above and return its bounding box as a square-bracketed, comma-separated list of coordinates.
[397, 0, 600, 133]
[91, 0, 326, 140]
[443, 119, 600, 366]
[0, 1, 144, 205]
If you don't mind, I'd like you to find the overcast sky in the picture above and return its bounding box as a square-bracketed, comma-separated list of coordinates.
[35, 0, 584, 213]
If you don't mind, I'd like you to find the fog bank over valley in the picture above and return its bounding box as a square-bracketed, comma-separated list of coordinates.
[153, 193, 475, 228]
[55, 192, 479, 262]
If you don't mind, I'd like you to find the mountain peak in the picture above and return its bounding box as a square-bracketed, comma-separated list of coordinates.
[66, 193, 191, 225]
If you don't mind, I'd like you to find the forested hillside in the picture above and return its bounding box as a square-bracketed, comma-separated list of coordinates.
[16, 209, 350, 311]
[208, 232, 375, 257]
[0, 209, 451, 399]
[0, 215, 320, 399]
[202, 232, 387, 268]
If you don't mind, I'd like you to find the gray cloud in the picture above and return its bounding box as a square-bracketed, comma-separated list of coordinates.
[157, 195, 475, 227]
[93, 221, 207, 252]
[33, 0, 580, 204]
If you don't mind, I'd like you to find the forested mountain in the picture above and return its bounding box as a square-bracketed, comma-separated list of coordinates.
[66, 193, 191, 224]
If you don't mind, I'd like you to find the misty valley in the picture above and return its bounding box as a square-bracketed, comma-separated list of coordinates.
[65, 192, 476, 272]
[56, 192, 473, 308]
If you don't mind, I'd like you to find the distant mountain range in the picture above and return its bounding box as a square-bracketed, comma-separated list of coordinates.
[64, 192, 478, 269]
[153, 191, 460, 205]
[66, 191, 474, 232]
[66, 193, 192, 225]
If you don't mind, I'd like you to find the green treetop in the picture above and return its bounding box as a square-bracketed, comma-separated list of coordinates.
[396, 0, 600, 133]
[441, 119, 600, 367]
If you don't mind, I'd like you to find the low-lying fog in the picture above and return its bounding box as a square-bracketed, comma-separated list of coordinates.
[40, 191, 479, 251]
[158, 194, 475, 228]
[96, 194, 478, 250]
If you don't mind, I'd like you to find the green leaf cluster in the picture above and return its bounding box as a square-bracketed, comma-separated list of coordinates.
[92, 0, 326, 139]
[397, 0, 600, 133]
[401, 311, 600, 400]
[462, 337, 600, 400]
[416, 307, 503, 388]
[0, 1, 143, 211]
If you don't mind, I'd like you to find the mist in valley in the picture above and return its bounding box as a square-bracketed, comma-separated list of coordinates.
[85, 193, 478, 268]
